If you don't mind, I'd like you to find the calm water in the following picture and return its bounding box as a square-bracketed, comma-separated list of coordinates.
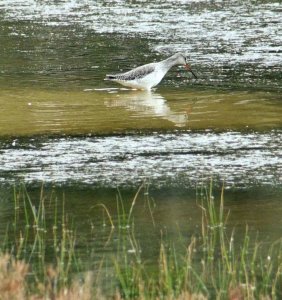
[0, 0, 281, 292]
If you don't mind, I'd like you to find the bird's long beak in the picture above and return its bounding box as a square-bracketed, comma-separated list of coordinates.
[185, 64, 197, 79]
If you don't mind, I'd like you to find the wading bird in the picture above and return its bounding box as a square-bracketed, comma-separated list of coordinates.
[105, 53, 197, 90]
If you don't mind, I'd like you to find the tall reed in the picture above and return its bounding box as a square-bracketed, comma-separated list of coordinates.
[0, 182, 281, 299]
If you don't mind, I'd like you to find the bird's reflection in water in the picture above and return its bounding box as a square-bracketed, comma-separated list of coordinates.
[104, 90, 188, 127]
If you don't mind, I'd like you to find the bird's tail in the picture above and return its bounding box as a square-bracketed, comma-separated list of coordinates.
[104, 74, 116, 80]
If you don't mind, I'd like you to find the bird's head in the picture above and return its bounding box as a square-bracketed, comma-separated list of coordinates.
[174, 53, 197, 79]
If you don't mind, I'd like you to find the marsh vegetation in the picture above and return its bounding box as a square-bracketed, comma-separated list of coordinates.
[0, 184, 281, 299]
[0, 1, 281, 299]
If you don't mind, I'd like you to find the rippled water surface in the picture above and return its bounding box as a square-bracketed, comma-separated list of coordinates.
[0, 131, 281, 188]
[0, 1, 281, 90]
[0, 0, 281, 292]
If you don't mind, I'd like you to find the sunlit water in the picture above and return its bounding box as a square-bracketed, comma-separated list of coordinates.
[0, 131, 281, 188]
[0, 0, 281, 292]
[0, 1, 281, 90]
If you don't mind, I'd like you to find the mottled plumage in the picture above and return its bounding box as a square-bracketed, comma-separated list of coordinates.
[105, 64, 155, 81]
[105, 53, 197, 90]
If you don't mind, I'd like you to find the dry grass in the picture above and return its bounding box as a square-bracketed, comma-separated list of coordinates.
[0, 254, 93, 300]
[0, 251, 279, 300]
[0, 254, 28, 300]
[0, 252, 207, 299]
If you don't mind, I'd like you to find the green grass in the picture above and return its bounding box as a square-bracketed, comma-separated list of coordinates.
[0, 182, 281, 299]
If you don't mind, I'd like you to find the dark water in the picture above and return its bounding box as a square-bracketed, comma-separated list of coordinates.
[0, 0, 281, 291]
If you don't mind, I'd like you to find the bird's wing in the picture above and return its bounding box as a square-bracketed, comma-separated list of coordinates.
[105, 63, 156, 81]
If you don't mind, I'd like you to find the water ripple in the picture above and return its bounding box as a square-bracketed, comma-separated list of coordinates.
[0, 131, 281, 189]
[1, 1, 281, 89]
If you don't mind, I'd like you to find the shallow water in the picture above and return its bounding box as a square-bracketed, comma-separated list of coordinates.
[0, 0, 281, 294]
[0, 131, 281, 189]
[0, 1, 281, 91]
[0, 88, 281, 136]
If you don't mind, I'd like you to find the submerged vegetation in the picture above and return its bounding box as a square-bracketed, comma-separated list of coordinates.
[0, 183, 281, 299]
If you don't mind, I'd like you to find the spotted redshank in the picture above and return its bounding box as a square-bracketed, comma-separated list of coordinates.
[105, 53, 197, 90]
